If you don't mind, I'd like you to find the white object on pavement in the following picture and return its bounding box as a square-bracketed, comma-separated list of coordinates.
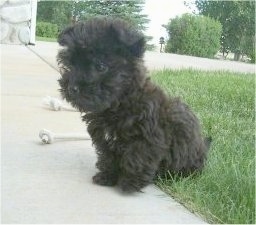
[39, 129, 90, 144]
[42, 96, 77, 111]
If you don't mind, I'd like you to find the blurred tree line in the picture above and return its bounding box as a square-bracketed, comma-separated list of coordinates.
[194, 0, 255, 62]
[36, 0, 155, 50]
[164, 0, 255, 63]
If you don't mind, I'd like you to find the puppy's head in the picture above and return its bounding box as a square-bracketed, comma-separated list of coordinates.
[57, 17, 146, 112]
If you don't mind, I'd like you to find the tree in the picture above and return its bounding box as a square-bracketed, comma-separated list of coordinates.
[37, 0, 149, 32]
[164, 13, 222, 58]
[37, 0, 153, 49]
[37, 1, 73, 31]
[193, 0, 255, 62]
[76, 0, 149, 31]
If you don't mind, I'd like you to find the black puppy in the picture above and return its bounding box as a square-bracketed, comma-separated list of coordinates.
[57, 17, 211, 193]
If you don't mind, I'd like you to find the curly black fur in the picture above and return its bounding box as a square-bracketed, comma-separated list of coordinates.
[57, 17, 211, 193]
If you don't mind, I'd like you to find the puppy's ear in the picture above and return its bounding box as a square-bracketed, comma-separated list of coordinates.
[110, 23, 146, 58]
[58, 26, 75, 47]
[127, 37, 146, 58]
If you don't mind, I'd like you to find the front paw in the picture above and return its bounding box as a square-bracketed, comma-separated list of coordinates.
[118, 177, 144, 193]
[92, 172, 117, 186]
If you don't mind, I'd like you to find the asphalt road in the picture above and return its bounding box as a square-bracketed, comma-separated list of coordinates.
[144, 51, 255, 73]
[28, 41, 255, 74]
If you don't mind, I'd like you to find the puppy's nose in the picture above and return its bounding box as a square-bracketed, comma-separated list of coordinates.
[68, 85, 80, 95]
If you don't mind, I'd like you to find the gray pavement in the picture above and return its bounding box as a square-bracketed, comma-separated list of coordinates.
[1, 41, 254, 224]
[27, 41, 255, 74]
[145, 51, 255, 73]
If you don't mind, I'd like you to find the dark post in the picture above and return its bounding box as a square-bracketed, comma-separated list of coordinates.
[159, 37, 165, 53]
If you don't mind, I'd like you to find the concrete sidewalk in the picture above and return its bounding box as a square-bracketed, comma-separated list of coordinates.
[1, 43, 208, 223]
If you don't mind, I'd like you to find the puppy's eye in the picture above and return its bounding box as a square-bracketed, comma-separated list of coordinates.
[95, 60, 108, 72]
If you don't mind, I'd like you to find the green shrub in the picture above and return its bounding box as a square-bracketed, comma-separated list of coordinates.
[164, 14, 222, 58]
[36, 22, 58, 38]
[241, 35, 256, 63]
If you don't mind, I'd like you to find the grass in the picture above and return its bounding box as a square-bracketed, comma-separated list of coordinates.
[36, 36, 57, 42]
[150, 69, 255, 224]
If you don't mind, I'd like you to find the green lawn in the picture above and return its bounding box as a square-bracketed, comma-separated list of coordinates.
[36, 36, 57, 42]
[150, 69, 255, 224]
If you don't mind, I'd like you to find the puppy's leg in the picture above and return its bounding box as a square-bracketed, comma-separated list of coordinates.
[118, 142, 161, 193]
[87, 123, 119, 186]
[93, 150, 119, 186]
